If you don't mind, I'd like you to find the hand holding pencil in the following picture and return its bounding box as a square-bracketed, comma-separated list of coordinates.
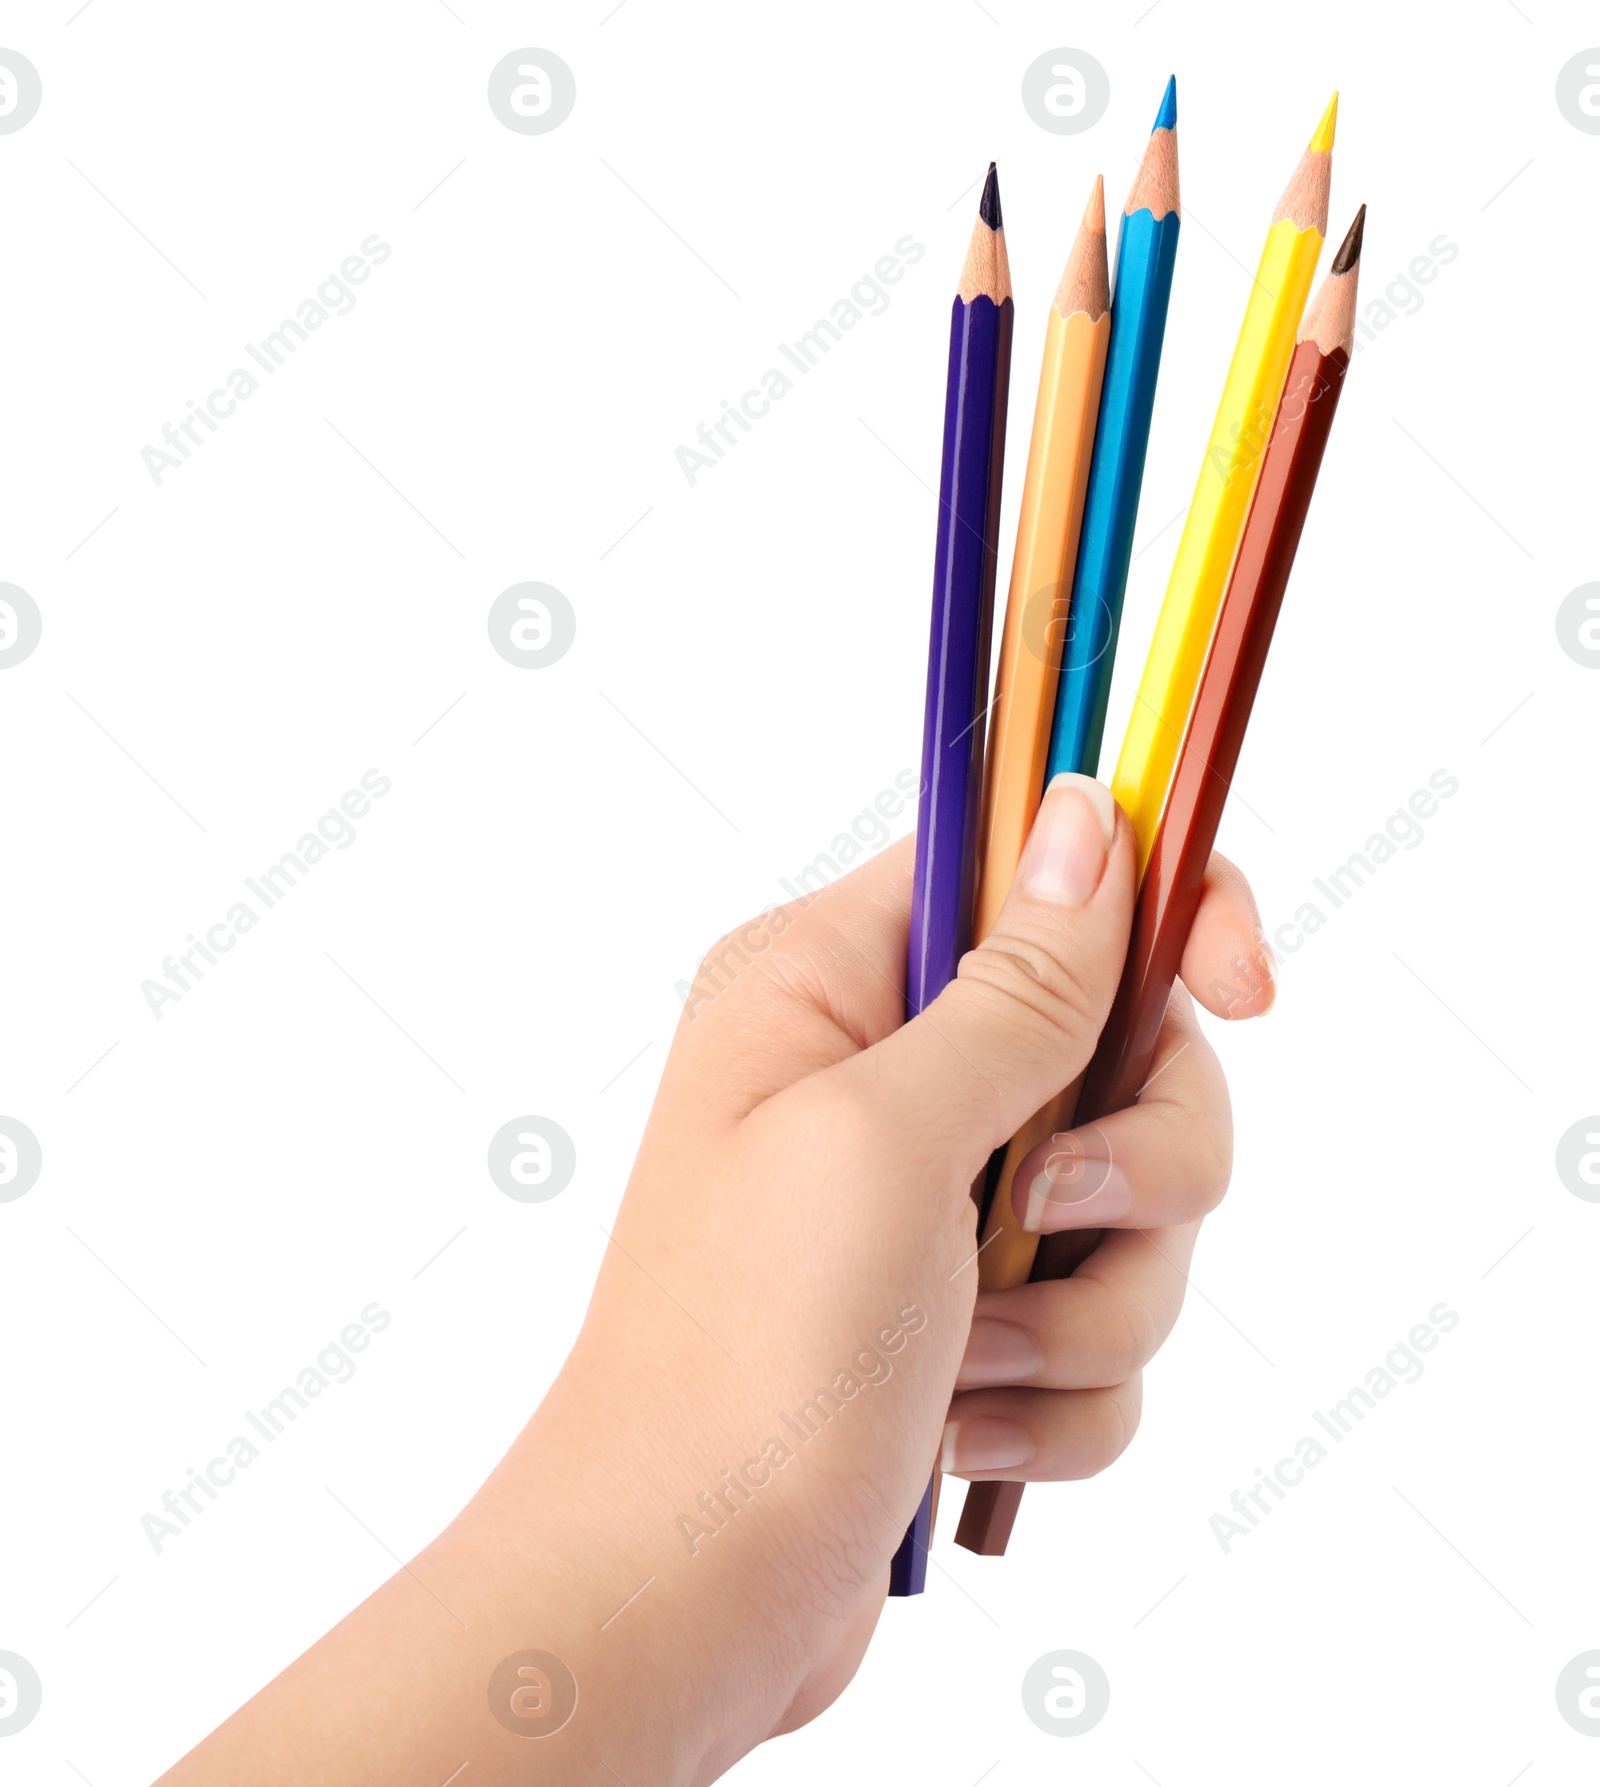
[154, 790, 1270, 1782]
[130, 60, 1372, 1784]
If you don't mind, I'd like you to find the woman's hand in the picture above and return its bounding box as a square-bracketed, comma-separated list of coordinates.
[156, 775, 1271, 1787]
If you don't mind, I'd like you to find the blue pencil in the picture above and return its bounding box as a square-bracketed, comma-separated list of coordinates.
[1047, 76, 1182, 781]
[956, 78, 1182, 1561]
[892, 163, 1014, 1598]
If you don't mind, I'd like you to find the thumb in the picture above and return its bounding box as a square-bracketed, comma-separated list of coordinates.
[845, 772, 1135, 1162]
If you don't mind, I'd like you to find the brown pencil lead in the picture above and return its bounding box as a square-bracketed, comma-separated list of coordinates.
[1331, 202, 1366, 274]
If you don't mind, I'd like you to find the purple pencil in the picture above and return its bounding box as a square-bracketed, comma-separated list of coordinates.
[892, 164, 1014, 1597]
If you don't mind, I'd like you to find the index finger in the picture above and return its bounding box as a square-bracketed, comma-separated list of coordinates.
[1179, 850, 1275, 1020]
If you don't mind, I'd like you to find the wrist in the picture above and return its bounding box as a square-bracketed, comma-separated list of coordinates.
[453, 1367, 792, 1783]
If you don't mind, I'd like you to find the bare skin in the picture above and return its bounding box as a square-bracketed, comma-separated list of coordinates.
[155, 775, 1271, 1785]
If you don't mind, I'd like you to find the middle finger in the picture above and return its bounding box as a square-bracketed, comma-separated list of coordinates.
[955, 1222, 1201, 1391]
[1009, 985, 1233, 1238]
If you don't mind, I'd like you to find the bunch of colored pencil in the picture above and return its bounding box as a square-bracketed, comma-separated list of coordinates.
[891, 81, 1365, 1596]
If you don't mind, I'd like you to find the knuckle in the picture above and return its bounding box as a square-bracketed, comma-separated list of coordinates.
[1054, 1279, 1160, 1381]
[1113, 1289, 1163, 1374]
[959, 931, 1101, 1038]
[783, 1074, 898, 1181]
[682, 910, 788, 1015]
[1089, 1378, 1143, 1473]
[1190, 1123, 1233, 1214]
[784, 1070, 866, 1141]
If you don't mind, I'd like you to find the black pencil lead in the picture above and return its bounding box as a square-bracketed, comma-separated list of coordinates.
[979, 161, 1002, 230]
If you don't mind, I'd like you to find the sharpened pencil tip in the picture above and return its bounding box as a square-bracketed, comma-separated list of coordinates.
[979, 161, 1002, 229]
[1299, 204, 1363, 351]
[1126, 94, 1181, 220]
[1054, 172, 1111, 317]
[1085, 172, 1105, 233]
[1331, 203, 1365, 273]
[960, 166, 1012, 301]
[1308, 91, 1338, 153]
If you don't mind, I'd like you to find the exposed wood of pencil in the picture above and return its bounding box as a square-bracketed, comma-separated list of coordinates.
[1299, 201, 1364, 351]
[1273, 91, 1336, 233]
[1124, 117, 1180, 221]
[1051, 175, 1109, 318]
[958, 208, 1364, 1560]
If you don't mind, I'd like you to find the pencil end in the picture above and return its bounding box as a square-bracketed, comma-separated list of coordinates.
[979, 160, 1002, 230]
[1308, 91, 1338, 153]
[1085, 171, 1106, 234]
[955, 1479, 1024, 1555]
[1152, 73, 1177, 132]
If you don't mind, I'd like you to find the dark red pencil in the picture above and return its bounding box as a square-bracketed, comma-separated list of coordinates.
[955, 205, 1367, 1558]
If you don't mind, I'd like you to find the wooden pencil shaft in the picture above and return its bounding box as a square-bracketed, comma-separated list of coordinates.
[1081, 339, 1350, 1121]
[972, 299, 1108, 944]
[906, 292, 1014, 1015]
[955, 1477, 1021, 1553]
[1048, 203, 1181, 784]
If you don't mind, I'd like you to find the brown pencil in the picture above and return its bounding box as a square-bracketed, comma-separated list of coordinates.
[955, 206, 1366, 1557]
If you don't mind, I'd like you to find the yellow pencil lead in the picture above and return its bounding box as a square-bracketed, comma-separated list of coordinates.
[1308, 91, 1338, 154]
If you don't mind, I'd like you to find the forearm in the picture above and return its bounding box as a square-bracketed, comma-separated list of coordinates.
[153, 1386, 755, 1787]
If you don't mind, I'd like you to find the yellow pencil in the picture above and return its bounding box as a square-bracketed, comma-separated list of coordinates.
[1112, 94, 1335, 867]
[972, 176, 1111, 946]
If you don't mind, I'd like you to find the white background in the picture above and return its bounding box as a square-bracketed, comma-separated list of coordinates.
[0, 1, 1595, 1781]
